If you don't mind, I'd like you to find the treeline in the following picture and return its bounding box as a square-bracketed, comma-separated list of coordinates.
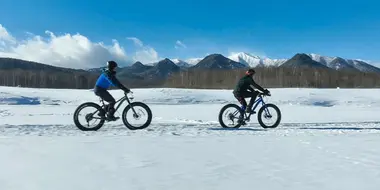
[0, 69, 99, 89]
[164, 67, 380, 89]
[1, 67, 380, 89]
[0, 69, 167, 89]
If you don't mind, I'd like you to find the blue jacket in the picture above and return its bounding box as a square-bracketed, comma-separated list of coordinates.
[95, 69, 129, 91]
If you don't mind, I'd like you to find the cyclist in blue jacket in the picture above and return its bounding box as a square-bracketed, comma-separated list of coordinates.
[94, 60, 130, 120]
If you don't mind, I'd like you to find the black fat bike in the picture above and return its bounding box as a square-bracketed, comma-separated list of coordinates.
[73, 91, 152, 131]
[218, 92, 281, 129]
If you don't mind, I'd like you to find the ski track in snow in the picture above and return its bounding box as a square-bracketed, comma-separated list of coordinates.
[1, 121, 380, 137]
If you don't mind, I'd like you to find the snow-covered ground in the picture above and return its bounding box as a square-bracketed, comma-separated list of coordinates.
[1, 86, 380, 190]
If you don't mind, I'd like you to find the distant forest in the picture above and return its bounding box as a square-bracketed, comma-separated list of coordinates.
[1, 56, 380, 89]
[1, 67, 380, 89]
[164, 67, 380, 89]
[0, 69, 94, 89]
[0, 69, 165, 89]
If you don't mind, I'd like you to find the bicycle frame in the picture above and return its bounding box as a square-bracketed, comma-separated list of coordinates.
[250, 95, 266, 113]
[98, 93, 137, 116]
[113, 96, 129, 112]
[234, 93, 270, 120]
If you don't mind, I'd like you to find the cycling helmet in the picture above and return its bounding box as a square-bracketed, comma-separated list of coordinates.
[107, 61, 118, 70]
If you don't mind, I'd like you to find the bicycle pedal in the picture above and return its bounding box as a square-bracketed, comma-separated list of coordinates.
[237, 119, 246, 125]
[106, 117, 120, 121]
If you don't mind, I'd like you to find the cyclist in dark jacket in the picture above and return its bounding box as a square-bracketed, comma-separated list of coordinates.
[94, 60, 130, 120]
[233, 68, 269, 113]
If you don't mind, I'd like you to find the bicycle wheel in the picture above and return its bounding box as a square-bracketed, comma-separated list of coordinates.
[73, 102, 105, 131]
[218, 104, 245, 128]
[121, 102, 152, 130]
[257, 103, 281, 128]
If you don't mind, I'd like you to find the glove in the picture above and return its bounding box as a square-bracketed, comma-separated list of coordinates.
[263, 89, 270, 95]
[124, 88, 131, 94]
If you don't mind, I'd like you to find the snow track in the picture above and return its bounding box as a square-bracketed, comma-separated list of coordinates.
[1, 121, 380, 137]
[1, 120, 380, 190]
[1, 87, 380, 190]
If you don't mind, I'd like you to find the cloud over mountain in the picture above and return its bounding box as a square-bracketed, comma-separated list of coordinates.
[126, 37, 160, 64]
[0, 24, 161, 69]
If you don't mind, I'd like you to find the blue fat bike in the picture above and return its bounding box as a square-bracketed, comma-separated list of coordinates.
[73, 91, 152, 131]
[218, 92, 281, 128]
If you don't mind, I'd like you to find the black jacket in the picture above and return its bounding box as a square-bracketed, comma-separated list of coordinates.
[233, 75, 265, 93]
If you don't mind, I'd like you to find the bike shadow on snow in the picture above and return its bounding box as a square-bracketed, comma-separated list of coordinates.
[282, 122, 380, 131]
[298, 127, 380, 131]
[207, 126, 267, 131]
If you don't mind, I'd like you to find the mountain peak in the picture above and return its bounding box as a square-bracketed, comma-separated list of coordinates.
[280, 53, 330, 69]
[156, 58, 178, 68]
[162, 58, 172, 62]
[235, 52, 261, 59]
[307, 53, 336, 65]
[228, 52, 286, 67]
[206, 53, 224, 58]
[128, 61, 150, 70]
[203, 53, 235, 62]
[192, 53, 247, 70]
[169, 58, 192, 68]
[132, 61, 144, 66]
[171, 58, 181, 63]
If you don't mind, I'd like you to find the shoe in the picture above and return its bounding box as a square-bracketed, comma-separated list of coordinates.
[237, 118, 246, 125]
[97, 110, 106, 117]
[106, 114, 120, 121]
[245, 107, 256, 114]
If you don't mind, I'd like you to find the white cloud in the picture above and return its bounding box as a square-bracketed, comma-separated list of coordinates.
[127, 36, 160, 64]
[0, 24, 161, 69]
[0, 24, 15, 43]
[133, 47, 159, 64]
[126, 37, 143, 47]
[175, 40, 187, 49]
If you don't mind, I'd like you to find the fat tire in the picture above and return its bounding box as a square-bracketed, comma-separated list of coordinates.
[73, 102, 105, 131]
[257, 103, 281, 128]
[122, 102, 152, 130]
[218, 104, 244, 128]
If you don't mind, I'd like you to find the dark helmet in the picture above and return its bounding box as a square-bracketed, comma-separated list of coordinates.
[107, 61, 118, 70]
[245, 68, 255, 76]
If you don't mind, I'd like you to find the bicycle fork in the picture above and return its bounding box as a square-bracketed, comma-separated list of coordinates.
[126, 97, 139, 118]
[260, 100, 272, 118]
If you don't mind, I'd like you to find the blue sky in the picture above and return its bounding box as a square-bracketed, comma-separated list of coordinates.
[0, 0, 379, 68]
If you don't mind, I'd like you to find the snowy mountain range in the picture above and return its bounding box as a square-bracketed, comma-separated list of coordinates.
[152, 58, 203, 68]
[108, 52, 380, 81]
[227, 52, 287, 67]
[2, 52, 378, 83]
[292, 53, 380, 72]
[163, 52, 289, 68]
[163, 52, 380, 73]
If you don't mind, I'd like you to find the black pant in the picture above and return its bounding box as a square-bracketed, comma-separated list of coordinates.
[94, 86, 116, 115]
[233, 90, 259, 109]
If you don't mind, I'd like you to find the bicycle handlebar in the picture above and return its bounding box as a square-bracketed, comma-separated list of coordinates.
[259, 92, 271, 96]
[124, 90, 134, 100]
[124, 90, 133, 95]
